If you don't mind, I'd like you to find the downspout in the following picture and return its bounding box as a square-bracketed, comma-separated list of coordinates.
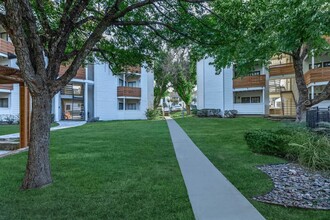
[203, 59, 205, 108]
[223, 67, 225, 116]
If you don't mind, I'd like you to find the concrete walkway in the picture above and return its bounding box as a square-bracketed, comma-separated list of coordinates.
[165, 117, 264, 220]
[0, 121, 86, 139]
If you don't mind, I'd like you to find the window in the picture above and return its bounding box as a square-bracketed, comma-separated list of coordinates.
[0, 98, 8, 107]
[241, 97, 251, 103]
[309, 63, 322, 69]
[251, 97, 261, 103]
[118, 79, 124, 86]
[73, 84, 83, 95]
[323, 61, 330, 67]
[118, 103, 123, 110]
[127, 82, 137, 87]
[127, 103, 136, 110]
[250, 71, 261, 76]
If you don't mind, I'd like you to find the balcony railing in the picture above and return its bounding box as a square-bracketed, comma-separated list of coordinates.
[0, 84, 13, 90]
[0, 38, 15, 55]
[269, 63, 295, 77]
[233, 75, 266, 89]
[117, 86, 141, 97]
[304, 67, 330, 85]
[59, 65, 86, 80]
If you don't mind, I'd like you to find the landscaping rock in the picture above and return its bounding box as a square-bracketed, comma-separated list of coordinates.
[224, 110, 238, 118]
[197, 109, 222, 117]
[254, 163, 330, 210]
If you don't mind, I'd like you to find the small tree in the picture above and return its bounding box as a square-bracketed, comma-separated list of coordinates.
[167, 48, 196, 115]
[153, 52, 171, 109]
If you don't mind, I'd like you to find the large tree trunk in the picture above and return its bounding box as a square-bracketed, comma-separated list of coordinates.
[292, 56, 309, 122]
[21, 93, 53, 189]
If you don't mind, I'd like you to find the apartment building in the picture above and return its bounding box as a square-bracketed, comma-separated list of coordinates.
[0, 30, 154, 122]
[197, 53, 330, 117]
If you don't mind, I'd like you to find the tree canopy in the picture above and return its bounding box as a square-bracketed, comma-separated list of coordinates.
[0, 0, 211, 189]
[193, 0, 330, 121]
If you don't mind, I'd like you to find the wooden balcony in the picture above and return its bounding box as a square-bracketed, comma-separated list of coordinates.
[269, 63, 294, 77]
[124, 66, 141, 73]
[304, 66, 330, 85]
[0, 84, 13, 90]
[117, 86, 141, 97]
[0, 38, 15, 55]
[233, 75, 266, 89]
[59, 65, 86, 80]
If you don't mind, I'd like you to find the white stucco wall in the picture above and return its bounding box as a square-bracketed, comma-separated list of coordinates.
[0, 84, 20, 116]
[197, 58, 265, 115]
[94, 64, 152, 121]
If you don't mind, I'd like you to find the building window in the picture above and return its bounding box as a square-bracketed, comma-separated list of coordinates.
[309, 63, 322, 69]
[118, 103, 123, 110]
[127, 81, 137, 87]
[323, 61, 330, 67]
[127, 103, 137, 110]
[0, 98, 9, 107]
[251, 97, 261, 103]
[241, 97, 251, 103]
[250, 71, 261, 76]
[118, 79, 124, 86]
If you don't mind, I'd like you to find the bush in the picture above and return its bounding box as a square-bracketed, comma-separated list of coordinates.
[145, 108, 160, 120]
[245, 126, 330, 171]
[244, 129, 291, 157]
[191, 109, 198, 115]
[289, 134, 330, 171]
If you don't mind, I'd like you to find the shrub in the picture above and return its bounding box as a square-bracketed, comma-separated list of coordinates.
[245, 126, 330, 171]
[244, 129, 291, 157]
[145, 108, 160, 120]
[191, 109, 198, 115]
[289, 134, 330, 171]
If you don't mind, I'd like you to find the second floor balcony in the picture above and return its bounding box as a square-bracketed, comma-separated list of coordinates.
[269, 63, 295, 77]
[233, 75, 266, 89]
[0, 84, 13, 90]
[304, 66, 330, 85]
[117, 86, 141, 98]
[0, 38, 15, 56]
[59, 65, 86, 80]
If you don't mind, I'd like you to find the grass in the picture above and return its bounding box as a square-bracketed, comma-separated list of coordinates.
[175, 117, 329, 220]
[0, 120, 193, 219]
[0, 123, 59, 136]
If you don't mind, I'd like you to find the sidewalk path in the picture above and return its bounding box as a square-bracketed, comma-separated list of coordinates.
[165, 117, 264, 220]
[0, 121, 86, 139]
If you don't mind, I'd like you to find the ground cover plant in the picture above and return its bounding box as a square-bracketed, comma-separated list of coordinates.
[245, 126, 330, 171]
[175, 117, 329, 220]
[0, 120, 193, 219]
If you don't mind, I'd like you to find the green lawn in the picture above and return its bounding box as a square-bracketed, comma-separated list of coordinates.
[0, 123, 59, 136]
[0, 120, 193, 219]
[175, 117, 329, 220]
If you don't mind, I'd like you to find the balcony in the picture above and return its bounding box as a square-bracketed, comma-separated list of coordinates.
[0, 38, 15, 55]
[117, 86, 141, 97]
[304, 66, 330, 85]
[269, 63, 295, 77]
[233, 75, 266, 89]
[59, 65, 86, 80]
[0, 84, 13, 90]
